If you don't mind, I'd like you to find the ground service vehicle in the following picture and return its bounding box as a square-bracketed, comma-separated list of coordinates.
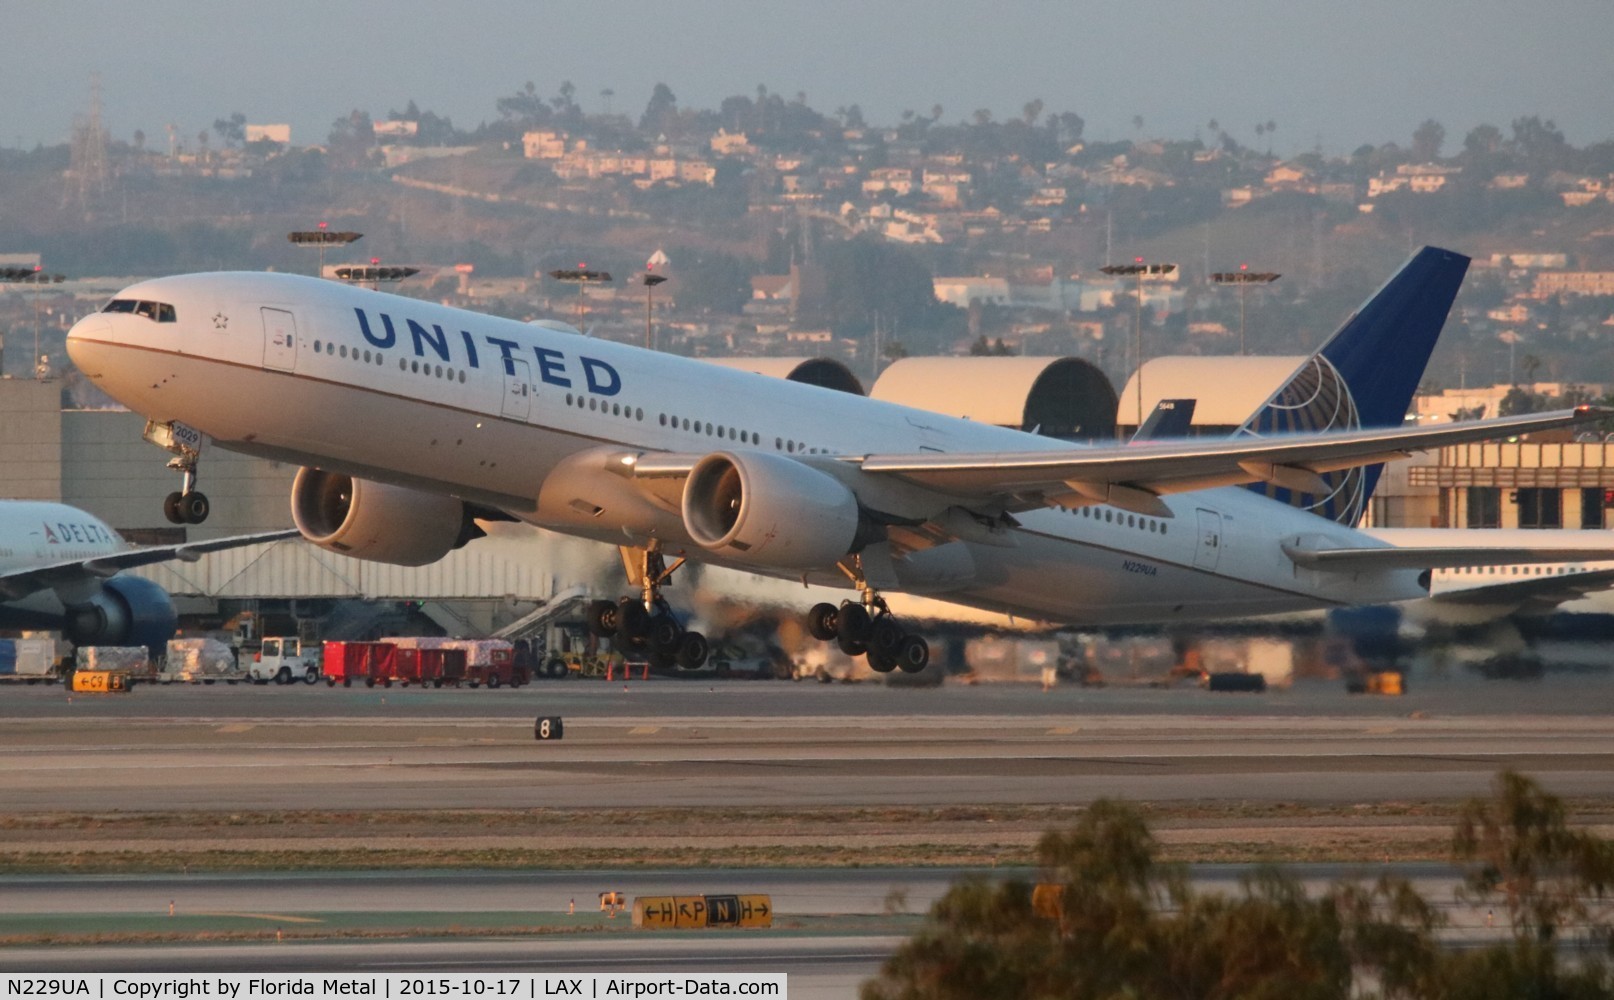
[250, 636, 319, 684]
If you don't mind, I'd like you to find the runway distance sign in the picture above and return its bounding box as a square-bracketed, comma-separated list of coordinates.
[534, 716, 563, 740]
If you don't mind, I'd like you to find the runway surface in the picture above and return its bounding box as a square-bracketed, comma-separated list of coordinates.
[1, 677, 1612, 811]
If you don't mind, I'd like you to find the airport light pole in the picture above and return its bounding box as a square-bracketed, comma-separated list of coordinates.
[1101, 260, 1176, 432]
[1, 266, 66, 379]
[642, 273, 667, 350]
[1210, 267, 1280, 355]
[288, 224, 363, 277]
[548, 266, 613, 322]
[332, 261, 419, 292]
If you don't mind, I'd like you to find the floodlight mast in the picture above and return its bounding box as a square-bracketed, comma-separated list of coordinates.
[287, 224, 363, 277]
[1, 266, 66, 379]
[642, 273, 667, 349]
[1100, 260, 1176, 432]
[548, 267, 613, 321]
[1211, 268, 1281, 355]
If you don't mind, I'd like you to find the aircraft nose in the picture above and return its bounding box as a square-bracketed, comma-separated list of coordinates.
[65, 314, 112, 376]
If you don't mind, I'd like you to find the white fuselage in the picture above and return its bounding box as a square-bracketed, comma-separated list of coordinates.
[66, 272, 1431, 627]
[0, 502, 124, 611]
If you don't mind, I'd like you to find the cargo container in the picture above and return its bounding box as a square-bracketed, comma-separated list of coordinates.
[161, 637, 243, 684]
[75, 645, 154, 679]
[0, 638, 65, 683]
[392, 647, 468, 687]
[321, 640, 399, 687]
[383, 637, 523, 687]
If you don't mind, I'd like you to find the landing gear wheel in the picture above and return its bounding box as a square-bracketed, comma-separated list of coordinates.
[648, 614, 683, 655]
[545, 658, 568, 679]
[163, 492, 185, 525]
[866, 648, 897, 674]
[615, 598, 650, 642]
[868, 617, 905, 660]
[896, 635, 930, 673]
[676, 630, 710, 669]
[587, 599, 619, 638]
[180, 492, 210, 524]
[837, 634, 868, 657]
[806, 603, 839, 642]
[836, 603, 871, 645]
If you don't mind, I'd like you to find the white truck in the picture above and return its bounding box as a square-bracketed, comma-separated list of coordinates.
[249, 636, 320, 684]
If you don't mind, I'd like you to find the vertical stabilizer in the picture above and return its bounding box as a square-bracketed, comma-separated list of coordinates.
[1239, 246, 1470, 524]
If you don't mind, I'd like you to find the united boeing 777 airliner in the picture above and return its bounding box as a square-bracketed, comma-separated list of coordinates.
[65, 247, 1614, 672]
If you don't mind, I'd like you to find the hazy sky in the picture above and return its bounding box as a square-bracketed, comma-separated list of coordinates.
[4, 1, 1610, 156]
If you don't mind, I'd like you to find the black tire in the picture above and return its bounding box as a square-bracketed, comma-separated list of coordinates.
[326, 678, 335, 687]
[432, 679, 443, 689]
[615, 598, 650, 641]
[836, 603, 871, 645]
[836, 634, 868, 657]
[896, 635, 930, 673]
[383, 678, 393, 688]
[648, 614, 683, 654]
[275, 666, 292, 685]
[344, 678, 353, 688]
[545, 658, 568, 679]
[181, 491, 210, 524]
[302, 668, 318, 685]
[806, 603, 839, 641]
[364, 678, 375, 688]
[163, 492, 186, 525]
[488, 674, 502, 689]
[867, 648, 897, 673]
[676, 630, 710, 669]
[587, 599, 619, 638]
[868, 617, 905, 659]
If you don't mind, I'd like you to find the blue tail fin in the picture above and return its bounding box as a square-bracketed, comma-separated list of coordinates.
[1239, 246, 1470, 525]
[1131, 399, 1197, 442]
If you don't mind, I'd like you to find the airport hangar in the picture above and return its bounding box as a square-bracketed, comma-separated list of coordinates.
[7, 353, 1614, 639]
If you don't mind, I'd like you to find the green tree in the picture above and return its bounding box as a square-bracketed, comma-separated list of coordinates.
[1412, 118, 1446, 161]
[639, 82, 678, 134]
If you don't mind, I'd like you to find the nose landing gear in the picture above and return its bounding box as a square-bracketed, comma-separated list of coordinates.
[143, 420, 210, 524]
[587, 543, 710, 670]
[162, 457, 210, 525]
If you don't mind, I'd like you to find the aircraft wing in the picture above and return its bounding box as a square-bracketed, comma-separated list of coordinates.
[1282, 541, 1614, 572]
[852, 407, 1607, 516]
[0, 528, 299, 601]
[1428, 568, 1614, 615]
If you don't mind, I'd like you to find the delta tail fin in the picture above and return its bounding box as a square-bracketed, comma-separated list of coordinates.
[1238, 246, 1470, 525]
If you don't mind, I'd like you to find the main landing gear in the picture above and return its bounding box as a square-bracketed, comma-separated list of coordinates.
[587, 543, 710, 670]
[806, 563, 929, 674]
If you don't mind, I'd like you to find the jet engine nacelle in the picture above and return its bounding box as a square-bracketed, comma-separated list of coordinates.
[63, 575, 178, 654]
[292, 468, 467, 567]
[682, 450, 864, 570]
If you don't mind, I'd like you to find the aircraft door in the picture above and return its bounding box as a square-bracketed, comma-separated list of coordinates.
[502, 357, 532, 421]
[1193, 508, 1222, 572]
[261, 308, 298, 371]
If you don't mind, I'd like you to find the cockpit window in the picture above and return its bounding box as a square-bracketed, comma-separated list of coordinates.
[103, 299, 176, 322]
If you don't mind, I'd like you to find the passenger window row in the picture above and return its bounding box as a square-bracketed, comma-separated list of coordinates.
[1067, 504, 1168, 535]
[311, 339, 467, 383]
